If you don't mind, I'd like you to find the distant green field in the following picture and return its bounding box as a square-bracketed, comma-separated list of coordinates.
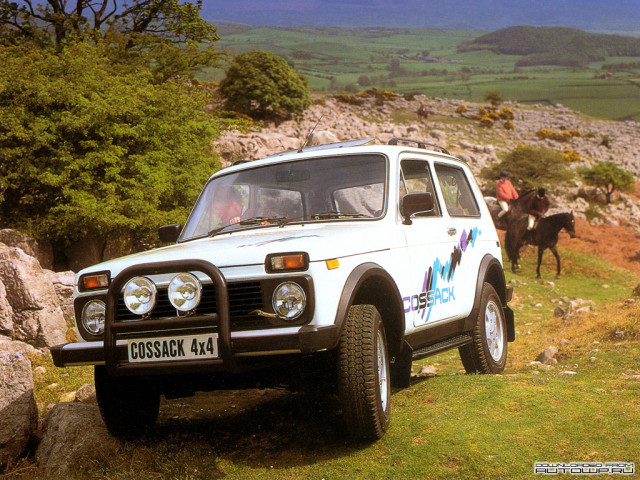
[203, 25, 640, 121]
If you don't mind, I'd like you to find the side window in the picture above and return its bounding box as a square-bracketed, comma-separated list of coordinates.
[399, 159, 441, 217]
[434, 164, 480, 217]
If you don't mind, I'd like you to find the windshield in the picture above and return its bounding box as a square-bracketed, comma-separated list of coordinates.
[180, 154, 387, 241]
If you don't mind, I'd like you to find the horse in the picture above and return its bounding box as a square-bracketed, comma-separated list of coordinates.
[505, 211, 577, 278]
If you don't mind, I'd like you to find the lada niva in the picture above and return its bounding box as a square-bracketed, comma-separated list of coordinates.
[51, 137, 514, 440]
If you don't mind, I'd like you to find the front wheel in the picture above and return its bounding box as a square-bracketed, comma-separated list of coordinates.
[459, 283, 508, 374]
[94, 366, 160, 439]
[337, 304, 391, 440]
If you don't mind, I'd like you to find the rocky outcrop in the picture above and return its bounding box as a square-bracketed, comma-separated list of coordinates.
[0, 243, 67, 347]
[0, 229, 53, 270]
[44, 270, 75, 324]
[36, 403, 119, 477]
[0, 338, 38, 469]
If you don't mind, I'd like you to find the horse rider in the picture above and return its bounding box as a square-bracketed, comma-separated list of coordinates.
[496, 171, 519, 218]
[527, 187, 550, 231]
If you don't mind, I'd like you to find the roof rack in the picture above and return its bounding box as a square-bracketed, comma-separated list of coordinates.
[262, 138, 375, 159]
[388, 137, 450, 155]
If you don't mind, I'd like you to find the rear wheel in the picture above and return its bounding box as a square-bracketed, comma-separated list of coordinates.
[459, 283, 507, 374]
[337, 304, 391, 440]
[94, 366, 160, 439]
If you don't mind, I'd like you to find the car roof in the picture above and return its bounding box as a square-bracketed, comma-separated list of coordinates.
[211, 137, 466, 181]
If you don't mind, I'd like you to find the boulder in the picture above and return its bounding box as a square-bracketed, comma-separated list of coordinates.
[0, 338, 38, 469]
[0, 279, 15, 338]
[536, 346, 559, 365]
[44, 270, 75, 324]
[36, 403, 119, 477]
[0, 229, 53, 270]
[0, 244, 67, 348]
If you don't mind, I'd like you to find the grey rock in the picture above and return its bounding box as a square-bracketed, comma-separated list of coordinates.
[0, 229, 53, 270]
[75, 384, 97, 404]
[36, 403, 119, 477]
[0, 244, 67, 347]
[419, 365, 437, 377]
[0, 338, 38, 468]
[536, 346, 559, 365]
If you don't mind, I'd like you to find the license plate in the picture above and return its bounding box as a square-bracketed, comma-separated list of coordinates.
[127, 333, 218, 363]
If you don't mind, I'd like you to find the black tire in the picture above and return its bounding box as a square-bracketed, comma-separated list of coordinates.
[390, 346, 412, 389]
[459, 283, 508, 374]
[94, 366, 160, 439]
[337, 304, 391, 440]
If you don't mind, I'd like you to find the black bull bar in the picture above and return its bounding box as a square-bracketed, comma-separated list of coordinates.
[104, 259, 232, 376]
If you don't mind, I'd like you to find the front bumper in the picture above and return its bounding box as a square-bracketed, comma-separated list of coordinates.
[51, 324, 340, 374]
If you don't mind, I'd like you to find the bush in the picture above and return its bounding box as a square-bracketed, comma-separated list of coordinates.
[456, 104, 468, 114]
[219, 50, 311, 120]
[562, 149, 581, 163]
[0, 42, 231, 265]
[579, 161, 635, 204]
[499, 107, 515, 120]
[535, 128, 579, 142]
[480, 144, 574, 192]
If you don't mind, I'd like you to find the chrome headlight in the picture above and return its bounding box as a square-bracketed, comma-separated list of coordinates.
[168, 273, 202, 312]
[123, 277, 157, 315]
[272, 282, 306, 320]
[81, 300, 106, 335]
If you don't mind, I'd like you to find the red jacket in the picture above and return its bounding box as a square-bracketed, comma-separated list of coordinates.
[496, 179, 519, 202]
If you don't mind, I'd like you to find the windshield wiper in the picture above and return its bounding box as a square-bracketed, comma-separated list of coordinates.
[207, 224, 238, 237]
[311, 211, 371, 220]
[238, 216, 287, 226]
[207, 216, 288, 237]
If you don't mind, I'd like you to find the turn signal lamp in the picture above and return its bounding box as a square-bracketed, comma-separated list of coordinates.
[80, 273, 109, 291]
[266, 253, 309, 273]
[325, 259, 340, 270]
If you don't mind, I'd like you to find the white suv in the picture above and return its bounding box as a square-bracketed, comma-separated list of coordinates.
[51, 138, 514, 441]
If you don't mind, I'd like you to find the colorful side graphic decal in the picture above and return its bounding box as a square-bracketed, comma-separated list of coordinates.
[403, 227, 481, 324]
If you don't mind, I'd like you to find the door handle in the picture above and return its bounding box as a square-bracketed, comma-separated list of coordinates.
[447, 227, 457, 236]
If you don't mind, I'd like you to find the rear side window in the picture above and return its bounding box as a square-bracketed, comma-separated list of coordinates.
[434, 164, 480, 217]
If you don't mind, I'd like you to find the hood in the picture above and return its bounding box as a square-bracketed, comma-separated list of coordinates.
[79, 222, 396, 279]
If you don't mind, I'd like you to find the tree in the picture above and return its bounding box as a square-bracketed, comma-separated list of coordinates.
[480, 145, 574, 193]
[0, 0, 217, 46]
[219, 50, 311, 120]
[484, 91, 503, 106]
[580, 161, 635, 204]
[0, 42, 231, 266]
[0, 1, 221, 84]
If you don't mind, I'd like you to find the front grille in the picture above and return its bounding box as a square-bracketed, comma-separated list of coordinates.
[116, 281, 264, 328]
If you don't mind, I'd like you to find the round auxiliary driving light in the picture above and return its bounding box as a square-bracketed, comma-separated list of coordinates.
[123, 276, 157, 315]
[272, 282, 306, 321]
[168, 273, 202, 312]
[81, 300, 106, 335]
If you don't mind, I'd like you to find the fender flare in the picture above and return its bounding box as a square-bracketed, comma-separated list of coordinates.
[466, 254, 515, 342]
[329, 262, 406, 353]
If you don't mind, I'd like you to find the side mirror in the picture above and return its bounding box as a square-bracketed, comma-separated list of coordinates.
[158, 224, 181, 243]
[400, 192, 434, 225]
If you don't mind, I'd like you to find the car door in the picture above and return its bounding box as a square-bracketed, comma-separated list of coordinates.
[431, 162, 484, 318]
[399, 158, 460, 328]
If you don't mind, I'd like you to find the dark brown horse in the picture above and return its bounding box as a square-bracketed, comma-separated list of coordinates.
[505, 211, 576, 278]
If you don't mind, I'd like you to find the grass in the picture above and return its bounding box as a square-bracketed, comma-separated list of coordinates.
[9, 242, 639, 479]
[203, 25, 640, 121]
